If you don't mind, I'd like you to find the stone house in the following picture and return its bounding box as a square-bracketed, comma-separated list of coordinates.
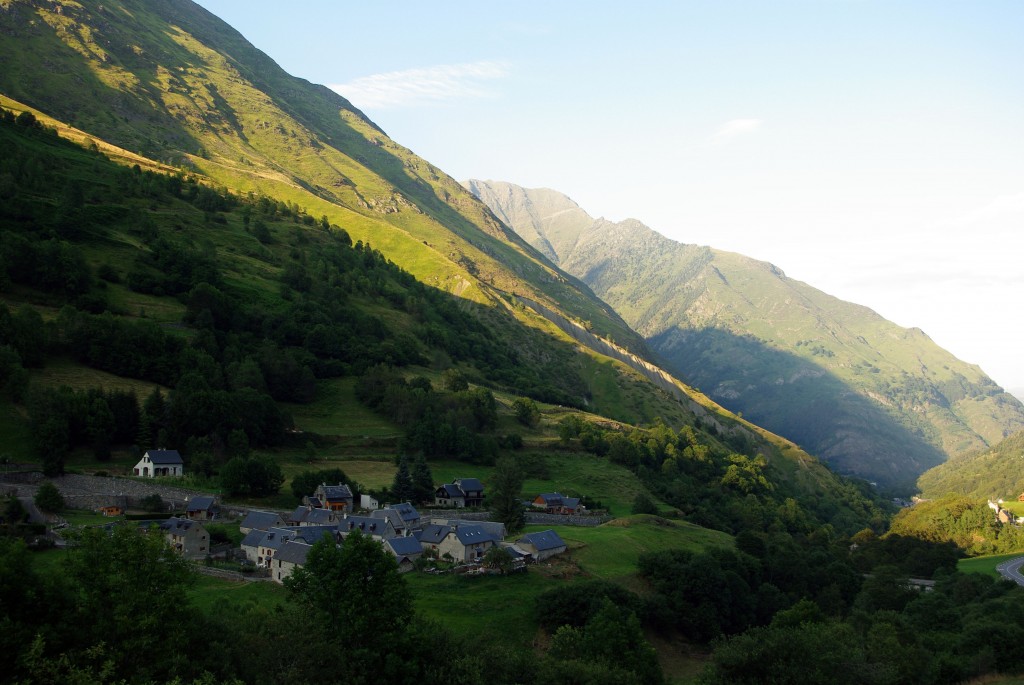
[338, 513, 396, 541]
[419, 523, 496, 563]
[133, 449, 183, 478]
[516, 529, 567, 561]
[434, 478, 484, 508]
[532, 493, 582, 515]
[239, 510, 286, 534]
[272, 541, 313, 584]
[385, 535, 423, 572]
[372, 502, 422, 535]
[312, 483, 354, 512]
[158, 517, 209, 560]
[185, 495, 219, 521]
[288, 505, 339, 527]
[257, 528, 301, 568]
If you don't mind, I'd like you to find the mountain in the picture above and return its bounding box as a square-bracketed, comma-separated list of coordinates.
[0, 0, 645, 358]
[0, 0, 908, 539]
[917, 430, 1024, 500]
[467, 180, 1024, 488]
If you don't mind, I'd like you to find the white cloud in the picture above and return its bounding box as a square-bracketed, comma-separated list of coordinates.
[330, 61, 510, 109]
[710, 118, 762, 144]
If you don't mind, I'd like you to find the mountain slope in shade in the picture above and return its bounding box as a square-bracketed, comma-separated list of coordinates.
[468, 179, 1024, 488]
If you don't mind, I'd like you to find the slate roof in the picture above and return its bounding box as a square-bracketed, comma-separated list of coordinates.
[292, 526, 337, 545]
[434, 518, 506, 540]
[391, 502, 420, 521]
[240, 510, 284, 531]
[275, 541, 313, 566]
[241, 529, 267, 549]
[371, 508, 404, 530]
[303, 509, 336, 526]
[518, 529, 566, 552]
[418, 524, 451, 545]
[159, 516, 200, 533]
[562, 497, 581, 510]
[290, 506, 337, 526]
[339, 515, 389, 537]
[436, 484, 464, 499]
[261, 529, 299, 551]
[317, 484, 353, 502]
[535, 492, 564, 506]
[454, 524, 496, 546]
[386, 536, 424, 557]
[145, 449, 182, 465]
[455, 478, 484, 493]
[186, 495, 217, 513]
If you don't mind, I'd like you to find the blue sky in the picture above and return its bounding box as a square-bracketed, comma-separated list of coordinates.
[195, 1, 1024, 390]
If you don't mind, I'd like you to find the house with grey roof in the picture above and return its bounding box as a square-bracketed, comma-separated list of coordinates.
[385, 535, 423, 571]
[158, 517, 208, 559]
[258, 528, 301, 568]
[434, 478, 485, 508]
[240, 528, 267, 564]
[337, 514, 395, 541]
[372, 502, 422, 534]
[240, 510, 286, 534]
[532, 493, 583, 515]
[312, 483, 354, 512]
[185, 495, 219, 521]
[272, 540, 313, 584]
[288, 505, 339, 527]
[516, 529, 567, 561]
[133, 449, 183, 478]
[430, 518, 506, 541]
[419, 523, 496, 563]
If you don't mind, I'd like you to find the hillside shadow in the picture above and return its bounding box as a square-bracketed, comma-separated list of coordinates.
[648, 327, 947, 490]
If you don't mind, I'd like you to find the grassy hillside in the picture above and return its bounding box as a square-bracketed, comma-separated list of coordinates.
[0, 0, 644, 357]
[469, 180, 1024, 489]
[918, 430, 1024, 500]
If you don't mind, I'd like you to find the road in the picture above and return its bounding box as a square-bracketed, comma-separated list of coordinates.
[996, 556, 1024, 586]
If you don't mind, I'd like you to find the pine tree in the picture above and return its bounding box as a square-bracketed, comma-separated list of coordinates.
[391, 455, 414, 503]
[489, 456, 525, 534]
[411, 454, 434, 504]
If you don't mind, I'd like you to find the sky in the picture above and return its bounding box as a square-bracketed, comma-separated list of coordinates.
[194, 1, 1024, 391]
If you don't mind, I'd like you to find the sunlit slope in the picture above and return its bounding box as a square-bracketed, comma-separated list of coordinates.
[469, 179, 1024, 487]
[0, 0, 638, 351]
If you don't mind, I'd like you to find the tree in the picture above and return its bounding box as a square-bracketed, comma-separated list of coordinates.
[220, 455, 283, 498]
[442, 368, 468, 392]
[489, 456, 525, 534]
[631, 492, 658, 515]
[390, 455, 414, 503]
[3, 496, 28, 524]
[285, 531, 413, 680]
[63, 525, 196, 682]
[411, 454, 434, 504]
[512, 397, 540, 427]
[34, 481, 64, 514]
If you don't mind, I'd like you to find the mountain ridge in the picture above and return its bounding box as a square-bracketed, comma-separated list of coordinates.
[468, 179, 1024, 488]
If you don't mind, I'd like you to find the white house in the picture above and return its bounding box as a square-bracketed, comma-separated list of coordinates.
[133, 449, 183, 478]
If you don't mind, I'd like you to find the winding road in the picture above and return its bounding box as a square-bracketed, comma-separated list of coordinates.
[996, 556, 1024, 586]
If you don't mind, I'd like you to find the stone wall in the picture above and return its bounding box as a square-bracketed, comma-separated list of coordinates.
[525, 512, 611, 527]
[0, 472, 220, 514]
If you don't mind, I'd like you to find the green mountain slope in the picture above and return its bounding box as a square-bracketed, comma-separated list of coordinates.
[468, 180, 1024, 488]
[917, 430, 1024, 500]
[0, 0, 638, 355]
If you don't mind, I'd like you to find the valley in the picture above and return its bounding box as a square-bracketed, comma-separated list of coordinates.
[1, 1, 1023, 684]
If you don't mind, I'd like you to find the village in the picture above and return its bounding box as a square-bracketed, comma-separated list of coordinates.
[45, 450, 604, 583]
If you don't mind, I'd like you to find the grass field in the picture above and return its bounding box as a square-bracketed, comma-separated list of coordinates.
[285, 377, 402, 437]
[187, 574, 288, 613]
[958, 552, 1024, 578]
